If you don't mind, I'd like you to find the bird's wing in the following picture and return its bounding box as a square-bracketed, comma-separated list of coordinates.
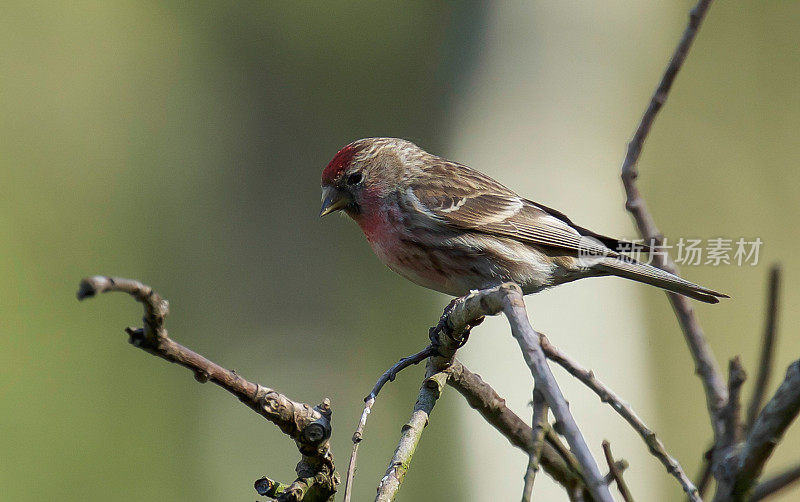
[407, 160, 617, 256]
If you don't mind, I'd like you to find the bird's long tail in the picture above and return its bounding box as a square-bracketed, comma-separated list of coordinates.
[596, 257, 728, 304]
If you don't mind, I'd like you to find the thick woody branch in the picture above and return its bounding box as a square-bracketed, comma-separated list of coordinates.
[727, 360, 800, 498]
[619, 0, 727, 441]
[539, 333, 700, 500]
[746, 265, 782, 432]
[77, 276, 338, 502]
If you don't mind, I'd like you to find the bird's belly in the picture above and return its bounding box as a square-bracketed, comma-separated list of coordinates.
[368, 236, 465, 296]
[366, 230, 579, 297]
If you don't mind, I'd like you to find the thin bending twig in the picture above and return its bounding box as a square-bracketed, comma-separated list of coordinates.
[746, 265, 782, 431]
[539, 333, 700, 501]
[749, 462, 800, 501]
[497, 284, 614, 502]
[374, 362, 449, 502]
[343, 345, 435, 502]
[721, 357, 747, 449]
[447, 360, 591, 499]
[619, 0, 727, 441]
[694, 448, 713, 500]
[522, 390, 549, 502]
[77, 276, 338, 501]
[602, 441, 634, 502]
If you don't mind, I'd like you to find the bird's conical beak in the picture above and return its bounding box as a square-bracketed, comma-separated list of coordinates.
[319, 186, 351, 217]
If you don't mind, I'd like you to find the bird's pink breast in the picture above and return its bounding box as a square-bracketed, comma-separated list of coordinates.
[352, 200, 466, 295]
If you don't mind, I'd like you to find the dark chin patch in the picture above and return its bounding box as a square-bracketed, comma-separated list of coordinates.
[344, 202, 361, 217]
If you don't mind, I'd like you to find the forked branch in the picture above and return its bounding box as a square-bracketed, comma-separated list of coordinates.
[77, 276, 338, 502]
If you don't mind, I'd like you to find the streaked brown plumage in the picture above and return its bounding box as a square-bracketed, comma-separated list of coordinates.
[320, 137, 727, 303]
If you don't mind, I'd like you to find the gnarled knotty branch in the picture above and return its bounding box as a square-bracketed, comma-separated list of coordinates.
[725, 360, 800, 499]
[77, 276, 338, 502]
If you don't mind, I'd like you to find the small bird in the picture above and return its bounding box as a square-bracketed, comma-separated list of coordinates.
[320, 137, 727, 303]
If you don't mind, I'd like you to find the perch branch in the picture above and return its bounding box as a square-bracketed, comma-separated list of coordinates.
[746, 265, 782, 432]
[619, 0, 727, 441]
[77, 276, 338, 502]
[539, 333, 700, 500]
[492, 284, 614, 502]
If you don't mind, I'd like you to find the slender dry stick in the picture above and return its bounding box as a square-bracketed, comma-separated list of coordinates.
[522, 389, 549, 502]
[77, 276, 338, 502]
[746, 265, 782, 431]
[619, 0, 728, 441]
[343, 345, 435, 502]
[602, 441, 634, 502]
[447, 360, 591, 500]
[374, 361, 449, 502]
[749, 462, 800, 501]
[696, 446, 714, 499]
[539, 333, 700, 500]
[721, 357, 747, 449]
[497, 284, 614, 502]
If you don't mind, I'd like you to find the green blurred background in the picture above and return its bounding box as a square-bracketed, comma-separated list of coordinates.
[1, 2, 798, 501]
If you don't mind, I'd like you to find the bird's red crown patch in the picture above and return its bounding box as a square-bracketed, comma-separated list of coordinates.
[322, 143, 362, 184]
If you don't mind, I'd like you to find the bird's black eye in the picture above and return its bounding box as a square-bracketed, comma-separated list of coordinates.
[346, 172, 363, 185]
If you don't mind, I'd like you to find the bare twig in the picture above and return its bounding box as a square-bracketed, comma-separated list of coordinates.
[447, 360, 591, 499]
[343, 345, 435, 502]
[77, 276, 338, 502]
[497, 284, 614, 502]
[602, 441, 634, 502]
[374, 361, 449, 502]
[749, 462, 800, 501]
[694, 447, 714, 500]
[539, 333, 700, 500]
[522, 389, 549, 502]
[722, 357, 747, 449]
[746, 265, 782, 431]
[619, 0, 728, 441]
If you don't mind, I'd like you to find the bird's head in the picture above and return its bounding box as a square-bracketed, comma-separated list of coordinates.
[319, 138, 414, 218]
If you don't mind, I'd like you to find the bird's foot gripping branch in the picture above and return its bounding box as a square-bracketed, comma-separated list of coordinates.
[76, 276, 339, 502]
